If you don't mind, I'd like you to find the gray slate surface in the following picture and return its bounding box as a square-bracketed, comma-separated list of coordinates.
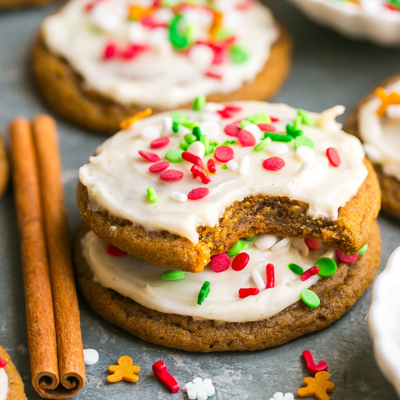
[0, 0, 399, 398]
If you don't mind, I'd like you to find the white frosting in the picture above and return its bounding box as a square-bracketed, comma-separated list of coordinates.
[82, 230, 336, 322]
[359, 79, 400, 181]
[0, 368, 8, 400]
[327, 0, 399, 14]
[41, 0, 278, 108]
[79, 101, 368, 245]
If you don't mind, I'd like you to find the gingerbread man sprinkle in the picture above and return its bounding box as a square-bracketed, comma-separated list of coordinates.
[107, 356, 140, 383]
[297, 371, 335, 400]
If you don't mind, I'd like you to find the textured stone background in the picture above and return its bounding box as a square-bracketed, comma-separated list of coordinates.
[0, 0, 399, 398]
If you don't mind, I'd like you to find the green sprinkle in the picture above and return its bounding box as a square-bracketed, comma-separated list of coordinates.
[227, 240, 248, 257]
[358, 244, 368, 256]
[185, 134, 197, 145]
[166, 148, 184, 162]
[246, 237, 254, 242]
[264, 132, 292, 142]
[169, 15, 190, 49]
[172, 121, 179, 133]
[197, 281, 211, 305]
[254, 137, 272, 152]
[210, 141, 219, 147]
[293, 115, 303, 130]
[298, 109, 315, 126]
[222, 140, 237, 146]
[300, 289, 320, 308]
[315, 258, 337, 278]
[217, 27, 231, 40]
[193, 95, 206, 111]
[169, 111, 188, 124]
[147, 187, 158, 203]
[179, 141, 189, 151]
[240, 119, 251, 129]
[200, 134, 211, 155]
[193, 126, 202, 141]
[286, 124, 303, 138]
[294, 136, 315, 150]
[182, 121, 198, 130]
[162, 270, 185, 281]
[229, 44, 249, 64]
[246, 112, 271, 125]
[221, 164, 228, 170]
[288, 263, 303, 275]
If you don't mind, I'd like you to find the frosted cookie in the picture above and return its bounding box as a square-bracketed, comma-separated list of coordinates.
[288, 0, 400, 46]
[0, 346, 27, 400]
[0, 133, 9, 199]
[74, 220, 381, 352]
[77, 100, 381, 273]
[33, 0, 292, 134]
[346, 74, 400, 219]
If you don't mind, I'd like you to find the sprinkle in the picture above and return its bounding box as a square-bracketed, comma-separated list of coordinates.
[305, 238, 320, 250]
[170, 191, 188, 202]
[0, 358, 7, 368]
[269, 393, 294, 400]
[200, 135, 211, 155]
[227, 160, 239, 171]
[103, 41, 118, 60]
[326, 148, 341, 167]
[182, 121, 198, 130]
[147, 187, 158, 202]
[152, 361, 180, 393]
[336, 251, 358, 264]
[199, 121, 221, 142]
[209, 253, 231, 273]
[229, 44, 249, 63]
[222, 140, 237, 146]
[184, 377, 215, 400]
[301, 266, 320, 281]
[270, 116, 280, 122]
[188, 187, 209, 200]
[238, 130, 256, 147]
[163, 116, 173, 135]
[232, 252, 250, 271]
[214, 146, 234, 162]
[297, 371, 334, 399]
[120, 108, 152, 129]
[206, 71, 223, 80]
[266, 263, 275, 289]
[315, 258, 337, 277]
[239, 288, 260, 298]
[294, 136, 315, 150]
[207, 160, 216, 175]
[221, 164, 228, 169]
[149, 161, 169, 173]
[298, 109, 315, 126]
[184, 134, 197, 145]
[162, 270, 185, 280]
[302, 350, 328, 377]
[150, 136, 170, 149]
[193, 95, 206, 111]
[300, 289, 320, 308]
[172, 122, 179, 133]
[296, 146, 315, 163]
[271, 237, 291, 252]
[169, 14, 190, 49]
[254, 233, 278, 250]
[187, 141, 206, 159]
[288, 263, 303, 275]
[375, 87, 400, 117]
[286, 124, 303, 138]
[83, 349, 99, 366]
[268, 142, 289, 155]
[166, 149, 184, 163]
[227, 240, 248, 257]
[240, 119, 251, 129]
[246, 236, 254, 242]
[358, 244, 368, 255]
[197, 281, 211, 305]
[258, 124, 276, 132]
[297, 161, 312, 176]
[169, 111, 188, 124]
[160, 170, 184, 181]
[180, 140, 189, 150]
[189, 45, 214, 71]
[140, 124, 161, 140]
[246, 112, 271, 125]
[106, 243, 126, 257]
[107, 356, 140, 383]
[239, 155, 251, 175]
[263, 157, 285, 171]
[264, 132, 292, 142]
[252, 269, 265, 291]
[191, 165, 211, 184]
[293, 115, 303, 130]
[253, 137, 271, 152]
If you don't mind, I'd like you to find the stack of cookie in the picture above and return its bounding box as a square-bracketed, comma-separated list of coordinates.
[74, 99, 381, 352]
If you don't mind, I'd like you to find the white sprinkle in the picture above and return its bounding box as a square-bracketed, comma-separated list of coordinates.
[254, 234, 278, 250]
[189, 44, 214, 70]
[199, 120, 221, 141]
[297, 161, 312, 176]
[271, 237, 291, 252]
[269, 393, 294, 400]
[296, 145, 315, 163]
[184, 377, 215, 400]
[140, 125, 161, 140]
[128, 22, 147, 43]
[163, 116, 173, 135]
[252, 270, 265, 291]
[268, 142, 289, 155]
[91, 2, 125, 31]
[241, 123, 262, 141]
[83, 349, 99, 366]
[170, 192, 188, 202]
[187, 141, 205, 159]
[203, 102, 224, 112]
[363, 143, 382, 162]
[226, 160, 239, 171]
[239, 155, 251, 176]
[292, 239, 309, 257]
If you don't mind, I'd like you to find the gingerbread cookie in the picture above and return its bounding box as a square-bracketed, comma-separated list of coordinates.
[0, 133, 9, 199]
[0, 346, 27, 400]
[33, 0, 292, 134]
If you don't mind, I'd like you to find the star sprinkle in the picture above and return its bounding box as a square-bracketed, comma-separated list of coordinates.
[375, 87, 400, 117]
[107, 356, 140, 383]
[184, 377, 215, 400]
[269, 393, 294, 400]
[297, 371, 335, 400]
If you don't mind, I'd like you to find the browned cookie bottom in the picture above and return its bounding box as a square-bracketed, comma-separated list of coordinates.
[74, 221, 381, 352]
[0, 133, 9, 199]
[0, 346, 27, 400]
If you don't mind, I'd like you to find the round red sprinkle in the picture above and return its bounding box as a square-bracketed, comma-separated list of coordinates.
[326, 148, 341, 167]
[232, 252, 250, 271]
[262, 157, 285, 171]
[336, 250, 358, 264]
[305, 238, 320, 251]
[207, 159, 216, 174]
[139, 150, 160, 162]
[160, 169, 184, 181]
[224, 122, 241, 137]
[188, 187, 209, 200]
[214, 146, 234, 162]
[103, 42, 117, 60]
[237, 130, 256, 147]
[209, 253, 231, 273]
[0, 358, 6, 368]
[258, 124, 276, 132]
[149, 161, 169, 173]
[106, 243, 126, 257]
[150, 136, 170, 149]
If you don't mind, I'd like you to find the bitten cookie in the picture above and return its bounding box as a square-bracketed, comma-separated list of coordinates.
[0, 133, 9, 199]
[77, 101, 380, 273]
[33, 0, 292, 134]
[0, 346, 27, 400]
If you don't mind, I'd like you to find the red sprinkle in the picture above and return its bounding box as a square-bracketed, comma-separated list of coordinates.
[336, 251, 358, 264]
[191, 165, 211, 184]
[224, 105, 242, 113]
[0, 358, 6, 368]
[103, 42, 118, 60]
[152, 361, 180, 393]
[300, 266, 320, 281]
[140, 16, 167, 29]
[210, 253, 231, 272]
[305, 238, 320, 251]
[262, 157, 285, 171]
[224, 122, 241, 137]
[207, 159, 216, 174]
[205, 71, 223, 80]
[139, 150, 160, 162]
[149, 161, 170, 173]
[160, 170, 184, 181]
[258, 124, 276, 132]
[182, 151, 205, 169]
[214, 146, 234, 162]
[188, 187, 209, 200]
[150, 136, 170, 149]
[270, 116, 280, 122]
[326, 148, 341, 167]
[302, 350, 328, 377]
[266, 263, 275, 288]
[237, 130, 256, 147]
[217, 109, 233, 118]
[238, 288, 260, 298]
[106, 243, 126, 257]
[232, 252, 250, 271]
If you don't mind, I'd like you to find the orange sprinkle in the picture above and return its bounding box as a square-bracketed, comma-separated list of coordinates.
[209, 10, 223, 39]
[107, 356, 140, 383]
[128, 5, 154, 20]
[297, 371, 335, 400]
[375, 87, 400, 117]
[120, 108, 152, 129]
